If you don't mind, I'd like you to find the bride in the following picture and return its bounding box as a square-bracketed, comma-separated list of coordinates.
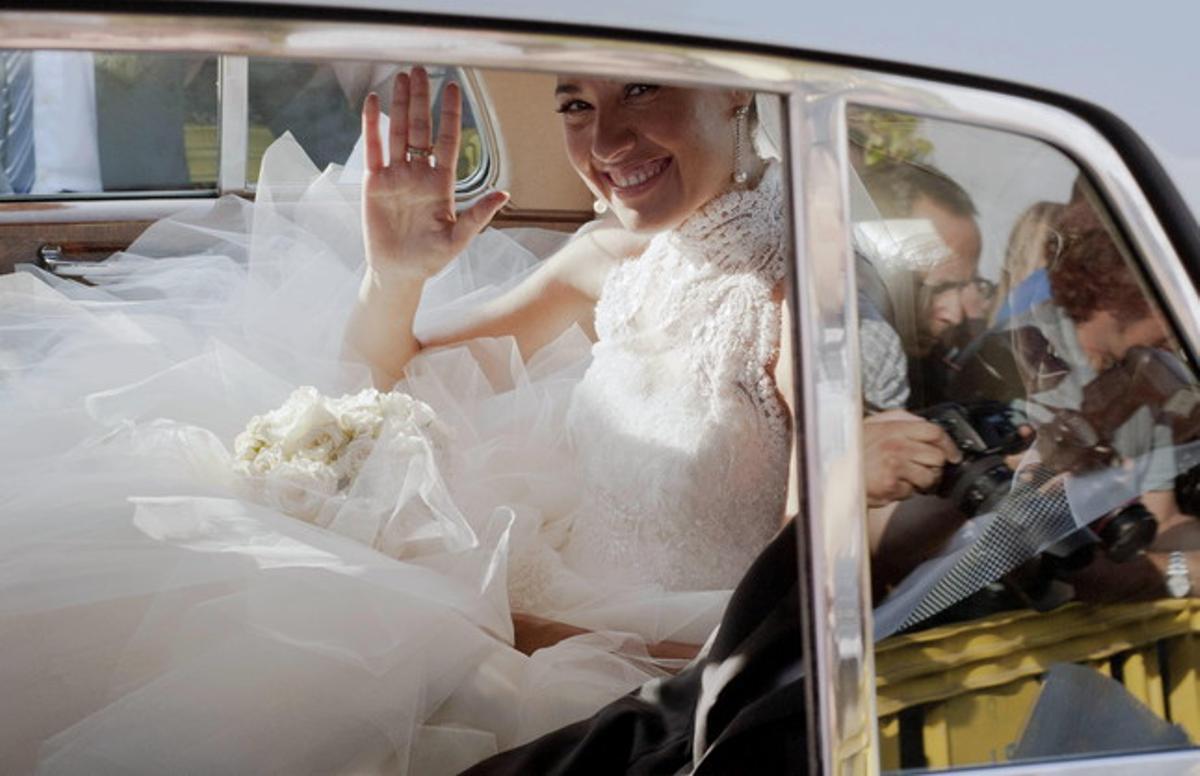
[349, 68, 792, 642]
[0, 67, 791, 774]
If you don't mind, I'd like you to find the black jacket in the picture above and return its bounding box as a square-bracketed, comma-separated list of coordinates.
[461, 521, 809, 775]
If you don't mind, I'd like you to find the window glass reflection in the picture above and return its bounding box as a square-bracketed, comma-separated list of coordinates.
[850, 105, 1200, 771]
[0, 51, 218, 196]
[0, 53, 488, 198]
[244, 60, 486, 188]
[0, 60, 795, 773]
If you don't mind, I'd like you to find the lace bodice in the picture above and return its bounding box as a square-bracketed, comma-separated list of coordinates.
[558, 165, 791, 592]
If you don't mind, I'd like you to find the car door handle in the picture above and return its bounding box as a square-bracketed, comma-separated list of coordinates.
[36, 244, 123, 278]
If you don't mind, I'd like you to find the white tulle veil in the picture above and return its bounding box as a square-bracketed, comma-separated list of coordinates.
[0, 127, 739, 774]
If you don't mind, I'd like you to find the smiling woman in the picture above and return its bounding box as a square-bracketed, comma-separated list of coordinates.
[0, 51, 796, 775]
[345, 64, 793, 596]
[552, 80, 760, 232]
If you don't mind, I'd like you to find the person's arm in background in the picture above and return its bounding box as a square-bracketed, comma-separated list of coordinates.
[863, 410, 964, 597]
[1069, 488, 1200, 603]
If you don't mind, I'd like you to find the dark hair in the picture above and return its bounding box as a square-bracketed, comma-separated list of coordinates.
[1047, 199, 1152, 325]
[860, 161, 977, 219]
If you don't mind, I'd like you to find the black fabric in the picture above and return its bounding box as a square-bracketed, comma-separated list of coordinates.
[694, 677, 808, 775]
[462, 521, 809, 776]
[456, 680, 696, 776]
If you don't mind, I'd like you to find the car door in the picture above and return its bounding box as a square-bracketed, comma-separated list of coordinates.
[4, 6, 1200, 776]
[799, 53, 1200, 776]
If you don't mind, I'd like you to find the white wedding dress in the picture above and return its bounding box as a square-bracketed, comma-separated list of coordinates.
[0, 135, 789, 775]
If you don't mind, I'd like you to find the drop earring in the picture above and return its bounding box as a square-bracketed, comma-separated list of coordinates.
[732, 104, 750, 185]
[593, 198, 609, 215]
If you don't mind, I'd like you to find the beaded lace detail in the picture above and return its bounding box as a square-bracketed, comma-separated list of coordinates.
[555, 164, 791, 593]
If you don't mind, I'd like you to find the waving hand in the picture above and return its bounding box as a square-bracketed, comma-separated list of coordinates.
[361, 67, 509, 281]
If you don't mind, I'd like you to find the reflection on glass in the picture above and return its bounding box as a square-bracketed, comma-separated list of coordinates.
[244, 60, 485, 187]
[849, 104, 1200, 771]
[0, 53, 487, 198]
[0, 50, 219, 196]
[0, 62, 798, 774]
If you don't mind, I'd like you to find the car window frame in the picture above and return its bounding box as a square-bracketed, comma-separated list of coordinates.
[0, 49, 495, 201]
[4, 9, 1200, 776]
[799, 68, 1200, 774]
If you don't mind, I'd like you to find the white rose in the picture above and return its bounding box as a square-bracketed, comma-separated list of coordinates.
[291, 423, 350, 465]
[328, 388, 379, 415]
[334, 389, 388, 439]
[265, 386, 322, 433]
[233, 429, 265, 464]
[262, 458, 339, 523]
[239, 415, 271, 444]
[278, 399, 340, 459]
[378, 391, 418, 420]
[380, 392, 445, 441]
[339, 407, 384, 439]
[333, 435, 377, 483]
[249, 444, 284, 475]
[379, 427, 426, 458]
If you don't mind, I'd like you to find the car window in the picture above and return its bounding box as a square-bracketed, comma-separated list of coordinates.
[244, 59, 488, 188]
[849, 104, 1200, 771]
[0, 39, 801, 774]
[0, 51, 489, 198]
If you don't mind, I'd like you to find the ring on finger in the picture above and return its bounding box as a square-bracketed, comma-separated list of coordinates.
[405, 145, 437, 166]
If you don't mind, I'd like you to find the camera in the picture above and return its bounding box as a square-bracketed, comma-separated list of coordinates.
[916, 397, 1160, 614]
[916, 400, 1029, 518]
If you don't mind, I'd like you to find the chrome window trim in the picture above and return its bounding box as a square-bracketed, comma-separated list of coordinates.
[0, 40, 496, 205]
[947, 748, 1200, 776]
[2, 10, 1199, 776]
[787, 84, 877, 775]
[0, 197, 217, 224]
[452, 66, 500, 197]
[218, 54, 250, 193]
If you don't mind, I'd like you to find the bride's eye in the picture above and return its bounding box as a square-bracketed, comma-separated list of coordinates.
[623, 83, 659, 100]
[555, 99, 592, 115]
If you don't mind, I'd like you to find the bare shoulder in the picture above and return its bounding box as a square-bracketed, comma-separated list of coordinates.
[542, 215, 652, 301]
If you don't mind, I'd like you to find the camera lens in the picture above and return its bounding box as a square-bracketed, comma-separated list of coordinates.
[942, 455, 1013, 518]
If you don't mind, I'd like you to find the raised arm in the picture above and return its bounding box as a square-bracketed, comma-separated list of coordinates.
[344, 67, 647, 388]
[344, 68, 509, 387]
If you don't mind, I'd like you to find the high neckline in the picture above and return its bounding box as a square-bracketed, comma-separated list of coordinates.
[667, 161, 785, 279]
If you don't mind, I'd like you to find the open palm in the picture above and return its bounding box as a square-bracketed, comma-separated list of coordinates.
[361, 66, 508, 282]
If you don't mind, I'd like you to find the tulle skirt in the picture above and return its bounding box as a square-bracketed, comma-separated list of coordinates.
[0, 135, 724, 774]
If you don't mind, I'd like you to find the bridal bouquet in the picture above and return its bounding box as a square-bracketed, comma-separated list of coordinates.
[233, 386, 447, 523]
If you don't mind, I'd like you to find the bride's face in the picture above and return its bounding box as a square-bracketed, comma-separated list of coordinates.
[554, 78, 749, 233]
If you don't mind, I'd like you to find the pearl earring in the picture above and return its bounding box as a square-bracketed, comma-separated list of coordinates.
[732, 104, 750, 185]
[593, 198, 609, 215]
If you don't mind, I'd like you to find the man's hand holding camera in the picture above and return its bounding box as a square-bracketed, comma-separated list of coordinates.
[863, 410, 962, 507]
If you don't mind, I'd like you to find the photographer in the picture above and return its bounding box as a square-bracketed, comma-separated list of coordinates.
[863, 410, 976, 598]
[1015, 196, 1200, 603]
[854, 161, 986, 411]
[879, 193, 1200, 631]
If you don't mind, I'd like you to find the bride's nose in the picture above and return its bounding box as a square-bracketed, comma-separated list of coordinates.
[590, 109, 637, 163]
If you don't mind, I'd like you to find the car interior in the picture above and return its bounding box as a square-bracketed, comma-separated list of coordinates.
[5, 39, 1200, 775]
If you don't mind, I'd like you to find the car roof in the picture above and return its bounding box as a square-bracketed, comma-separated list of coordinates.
[148, 0, 1200, 223]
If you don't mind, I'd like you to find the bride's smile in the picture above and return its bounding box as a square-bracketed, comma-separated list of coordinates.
[602, 156, 672, 199]
[554, 78, 755, 233]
